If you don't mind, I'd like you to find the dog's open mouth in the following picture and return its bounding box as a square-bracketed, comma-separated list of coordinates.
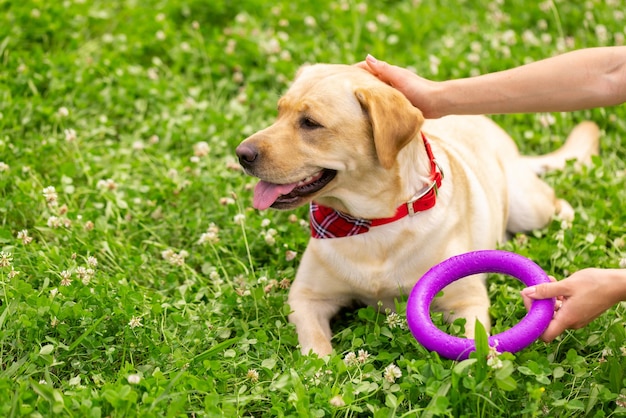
[253, 169, 337, 210]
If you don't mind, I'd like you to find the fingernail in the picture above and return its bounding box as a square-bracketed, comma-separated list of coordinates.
[521, 286, 536, 296]
[366, 54, 378, 64]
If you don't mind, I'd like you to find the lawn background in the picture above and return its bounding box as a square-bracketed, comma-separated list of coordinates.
[1, 0, 625, 416]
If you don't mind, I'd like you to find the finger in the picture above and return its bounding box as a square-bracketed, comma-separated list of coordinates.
[364, 54, 390, 79]
[521, 291, 533, 312]
[365, 54, 380, 67]
[539, 319, 567, 342]
[521, 280, 571, 300]
[354, 61, 369, 71]
[539, 302, 583, 342]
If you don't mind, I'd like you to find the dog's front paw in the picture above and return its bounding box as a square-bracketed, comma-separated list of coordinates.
[299, 336, 333, 357]
[555, 199, 575, 222]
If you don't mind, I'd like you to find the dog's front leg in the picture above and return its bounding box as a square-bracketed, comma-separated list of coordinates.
[287, 289, 345, 356]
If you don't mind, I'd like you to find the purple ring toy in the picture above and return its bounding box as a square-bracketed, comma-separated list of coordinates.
[406, 250, 554, 360]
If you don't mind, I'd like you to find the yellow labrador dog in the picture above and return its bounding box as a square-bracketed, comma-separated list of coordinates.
[236, 64, 599, 356]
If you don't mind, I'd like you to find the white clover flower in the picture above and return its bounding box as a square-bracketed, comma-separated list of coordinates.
[429, 55, 441, 75]
[147, 68, 159, 80]
[233, 214, 245, 224]
[198, 223, 220, 244]
[357, 349, 370, 364]
[64, 128, 77, 142]
[86, 256, 98, 268]
[219, 197, 236, 205]
[128, 316, 143, 328]
[75, 266, 95, 285]
[0, 251, 13, 268]
[17, 229, 33, 244]
[343, 351, 357, 365]
[285, 250, 297, 261]
[43, 186, 58, 204]
[127, 374, 141, 384]
[198, 231, 219, 244]
[193, 141, 210, 157]
[232, 71, 244, 83]
[329, 395, 346, 407]
[0, 162, 9, 172]
[487, 343, 503, 369]
[58, 107, 69, 117]
[501, 29, 517, 45]
[132, 140, 144, 151]
[225, 39, 236, 55]
[383, 363, 402, 383]
[97, 178, 118, 190]
[385, 312, 405, 329]
[595, 25, 608, 43]
[246, 369, 259, 382]
[538, 113, 556, 127]
[46, 216, 63, 229]
[161, 249, 187, 266]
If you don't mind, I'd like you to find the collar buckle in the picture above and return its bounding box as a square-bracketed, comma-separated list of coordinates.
[406, 160, 444, 216]
[406, 179, 438, 216]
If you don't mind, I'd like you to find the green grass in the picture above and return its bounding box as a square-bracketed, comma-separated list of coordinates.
[1, 0, 625, 416]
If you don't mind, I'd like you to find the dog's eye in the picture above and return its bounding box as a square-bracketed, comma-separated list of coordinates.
[300, 116, 323, 130]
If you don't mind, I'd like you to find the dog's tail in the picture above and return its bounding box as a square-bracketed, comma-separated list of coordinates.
[522, 121, 600, 175]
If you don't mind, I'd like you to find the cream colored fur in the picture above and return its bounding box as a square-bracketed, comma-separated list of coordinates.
[237, 64, 600, 356]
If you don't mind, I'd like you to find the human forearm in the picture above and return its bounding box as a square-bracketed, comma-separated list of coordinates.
[434, 47, 626, 116]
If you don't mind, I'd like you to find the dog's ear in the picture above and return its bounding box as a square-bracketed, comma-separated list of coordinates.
[355, 87, 424, 169]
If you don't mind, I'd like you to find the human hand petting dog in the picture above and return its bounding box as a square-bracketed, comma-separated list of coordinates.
[356, 47, 626, 118]
[521, 269, 626, 342]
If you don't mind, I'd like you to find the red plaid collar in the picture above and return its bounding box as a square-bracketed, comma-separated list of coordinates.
[310, 133, 443, 239]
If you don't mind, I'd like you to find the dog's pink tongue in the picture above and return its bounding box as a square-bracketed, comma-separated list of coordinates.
[253, 180, 298, 210]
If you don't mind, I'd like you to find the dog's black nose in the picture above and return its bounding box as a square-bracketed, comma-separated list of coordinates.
[236, 143, 259, 167]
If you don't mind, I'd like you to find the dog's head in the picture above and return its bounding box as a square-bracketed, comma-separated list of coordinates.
[236, 64, 424, 216]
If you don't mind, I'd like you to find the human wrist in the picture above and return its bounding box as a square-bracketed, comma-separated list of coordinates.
[606, 269, 626, 302]
[425, 81, 451, 119]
